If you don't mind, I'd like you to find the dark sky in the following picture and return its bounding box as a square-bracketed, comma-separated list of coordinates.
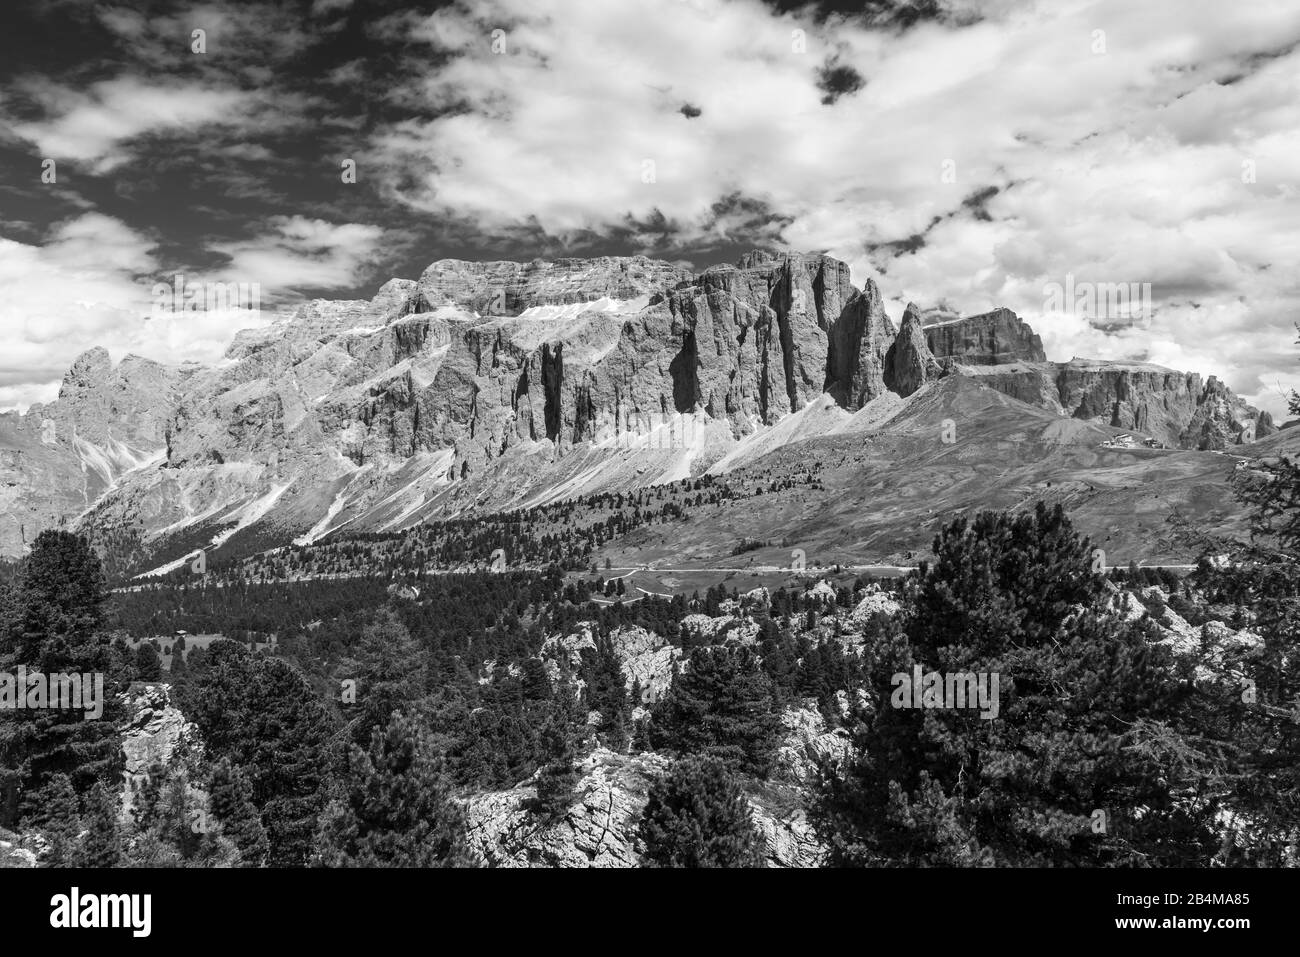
[0, 0, 952, 303]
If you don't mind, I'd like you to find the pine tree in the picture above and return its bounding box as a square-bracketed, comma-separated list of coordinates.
[207, 758, 269, 867]
[313, 712, 476, 867]
[581, 634, 630, 749]
[521, 656, 551, 701]
[0, 532, 125, 826]
[72, 783, 122, 867]
[815, 505, 1219, 866]
[638, 756, 765, 867]
[339, 606, 428, 746]
[30, 774, 81, 866]
[186, 640, 337, 866]
[135, 642, 162, 681]
[646, 645, 781, 774]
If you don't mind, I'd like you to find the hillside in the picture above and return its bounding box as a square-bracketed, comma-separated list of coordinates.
[0, 251, 1277, 578]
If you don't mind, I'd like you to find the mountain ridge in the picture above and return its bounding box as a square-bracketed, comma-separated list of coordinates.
[0, 249, 1276, 570]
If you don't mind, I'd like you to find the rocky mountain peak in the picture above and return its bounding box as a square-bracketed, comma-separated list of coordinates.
[59, 346, 113, 397]
[2, 251, 1282, 564]
[924, 307, 1046, 366]
[884, 302, 945, 398]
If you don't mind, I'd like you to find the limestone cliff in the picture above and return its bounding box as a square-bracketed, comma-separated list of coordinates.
[0, 249, 1277, 567]
[884, 303, 945, 398]
[924, 307, 1046, 366]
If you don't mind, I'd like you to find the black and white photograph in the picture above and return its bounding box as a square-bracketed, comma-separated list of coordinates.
[0, 0, 1296, 938]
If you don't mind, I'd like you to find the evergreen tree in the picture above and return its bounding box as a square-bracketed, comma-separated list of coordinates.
[521, 656, 551, 702]
[339, 606, 428, 746]
[30, 774, 81, 866]
[815, 505, 1219, 866]
[528, 705, 583, 817]
[135, 642, 162, 681]
[185, 640, 337, 866]
[313, 712, 476, 867]
[207, 758, 269, 867]
[6, 529, 106, 662]
[646, 645, 781, 774]
[71, 783, 122, 868]
[638, 756, 765, 867]
[581, 634, 630, 750]
[0, 532, 125, 826]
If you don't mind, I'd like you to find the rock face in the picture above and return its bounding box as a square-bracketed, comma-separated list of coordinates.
[120, 684, 202, 818]
[773, 705, 853, 786]
[884, 303, 945, 397]
[924, 307, 1046, 366]
[545, 624, 681, 704]
[462, 749, 667, 867]
[827, 278, 896, 410]
[0, 348, 175, 556]
[0, 249, 1276, 566]
[461, 738, 829, 868]
[415, 257, 693, 317]
[964, 359, 1274, 450]
[918, 311, 1272, 449]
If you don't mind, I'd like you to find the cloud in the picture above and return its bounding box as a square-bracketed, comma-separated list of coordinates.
[4, 0, 1300, 422]
[7, 77, 253, 173]
[363, 0, 1300, 415]
[209, 215, 387, 291]
[0, 213, 387, 409]
[0, 213, 159, 407]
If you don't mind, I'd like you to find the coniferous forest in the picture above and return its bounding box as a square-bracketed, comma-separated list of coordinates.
[4, 453, 1299, 869]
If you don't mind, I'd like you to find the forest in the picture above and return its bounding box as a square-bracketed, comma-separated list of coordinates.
[0, 436, 1297, 867]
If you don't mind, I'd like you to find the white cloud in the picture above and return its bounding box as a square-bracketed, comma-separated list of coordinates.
[0, 213, 385, 410]
[7, 77, 253, 173]
[367, 0, 1300, 417]
[209, 216, 387, 291]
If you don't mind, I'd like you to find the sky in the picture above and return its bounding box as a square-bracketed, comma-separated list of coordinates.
[2, 0, 1299, 418]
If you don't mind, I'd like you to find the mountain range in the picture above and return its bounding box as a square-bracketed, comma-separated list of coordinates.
[0, 250, 1284, 575]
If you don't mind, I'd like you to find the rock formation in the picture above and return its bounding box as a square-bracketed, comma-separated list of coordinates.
[0, 249, 1277, 565]
[884, 303, 945, 397]
[120, 684, 203, 819]
[461, 703, 839, 868]
[924, 307, 1046, 365]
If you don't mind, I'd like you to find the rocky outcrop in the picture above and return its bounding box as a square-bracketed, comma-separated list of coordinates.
[120, 684, 202, 818]
[884, 303, 945, 397]
[37, 347, 178, 449]
[848, 585, 903, 626]
[545, 625, 682, 704]
[774, 705, 853, 786]
[827, 280, 896, 409]
[968, 359, 1274, 450]
[923, 307, 1046, 366]
[462, 749, 667, 867]
[0, 828, 38, 868]
[680, 613, 761, 646]
[461, 742, 828, 867]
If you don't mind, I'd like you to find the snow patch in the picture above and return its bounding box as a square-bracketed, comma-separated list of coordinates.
[514, 296, 642, 321]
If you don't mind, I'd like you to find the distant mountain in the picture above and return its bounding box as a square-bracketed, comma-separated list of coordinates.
[0, 251, 1277, 573]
